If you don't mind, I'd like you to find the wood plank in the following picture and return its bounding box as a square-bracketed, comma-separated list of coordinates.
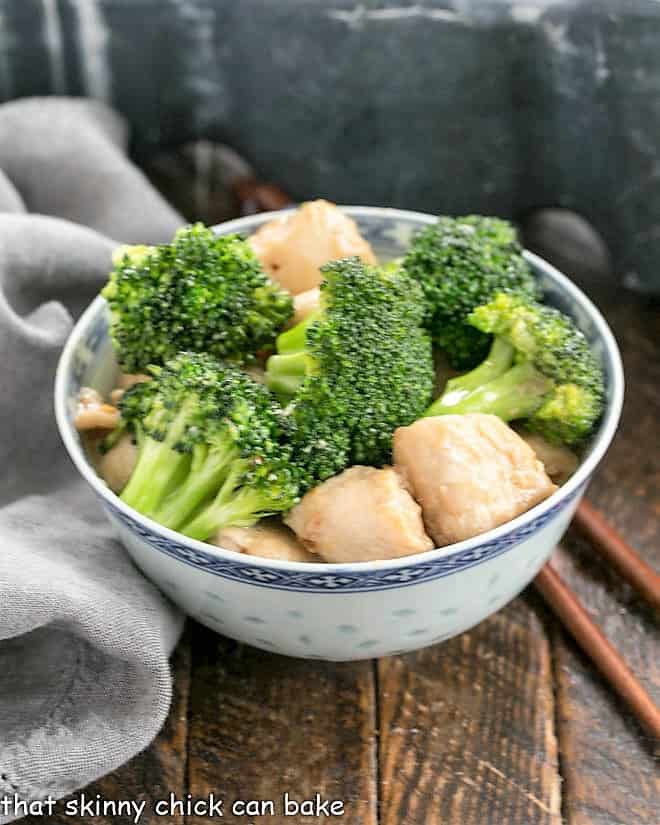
[552, 542, 660, 825]
[20, 631, 192, 825]
[378, 595, 562, 825]
[551, 294, 660, 825]
[186, 623, 377, 825]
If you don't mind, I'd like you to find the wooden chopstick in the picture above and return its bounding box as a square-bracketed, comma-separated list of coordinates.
[535, 563, 660, 739]
[573, 500, 660, 611]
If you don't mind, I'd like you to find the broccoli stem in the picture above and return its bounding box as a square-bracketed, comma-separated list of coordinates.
[152, 440, 239, 530]
[275, 309, 321, 354]
[425, 337, 513, 413]
[446, 337, 514, 393]
[120, 438, 191, 515]
[119, 398, 198, 514]
[180, 462, 270, 540]
[425, 358, 554, 421]
[266, 311, 322, 398]
[265, 351, 317, 398]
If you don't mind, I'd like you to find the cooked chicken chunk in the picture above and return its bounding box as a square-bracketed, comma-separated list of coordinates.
[249, 200, 376, 294]
[212, 521, 317, 562]
[117, 372, 151, 390]
[290, 286, 320, 326]
[515, 429, 579, 485]
[393, 414, 557, 546]
[285, 466, 434, 563]
[74, 387, 120, 430]
[98, 432, 137, 493]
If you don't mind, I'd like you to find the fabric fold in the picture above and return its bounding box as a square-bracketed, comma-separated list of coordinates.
[0, 98, 186, 820]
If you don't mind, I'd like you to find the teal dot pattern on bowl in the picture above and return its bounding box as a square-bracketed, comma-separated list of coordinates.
[408, 628, 430, 637]
[337, 624, 358, 634]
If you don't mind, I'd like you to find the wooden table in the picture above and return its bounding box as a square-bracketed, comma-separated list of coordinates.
[24, 204, 659, 825]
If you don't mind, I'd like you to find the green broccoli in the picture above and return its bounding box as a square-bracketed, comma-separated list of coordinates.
[99, 378, 156, 454]
[118, 352, 300, 540]
[103, 224, 293, 372]
[402, 215, 539, 369]
[265, 256, 434, 485]
[116, 380, 157, 436]
[425, 292, 605, 445]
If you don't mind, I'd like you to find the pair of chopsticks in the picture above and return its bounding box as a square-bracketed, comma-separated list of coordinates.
[230, 180, 660, 738]
[535, 500, 660, 739]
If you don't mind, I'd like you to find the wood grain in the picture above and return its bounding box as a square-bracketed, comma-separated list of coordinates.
[552, 295, 660, 825]
[378, 596, 562, 825]
[20, 632, 192, 825]
[573, 500, 660, 612]
[186, 623, 377, 824]
[535, 563, 660, 739]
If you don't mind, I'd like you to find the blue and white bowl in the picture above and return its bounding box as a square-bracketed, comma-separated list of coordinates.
[55, 207, 624, 661]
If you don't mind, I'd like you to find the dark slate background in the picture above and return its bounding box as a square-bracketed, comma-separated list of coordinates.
[1, 0, 660, 293]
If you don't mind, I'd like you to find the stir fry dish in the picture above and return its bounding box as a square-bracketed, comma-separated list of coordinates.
[76, 200, 603, 563]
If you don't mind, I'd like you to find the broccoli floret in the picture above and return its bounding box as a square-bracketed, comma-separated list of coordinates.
[99, 379, 156, 454]
[112, 244, 152, 267]
[402, 215, 539, 369]
[117, 380, 157, 436]
[119, 352, 300, 540]
[278, 383, 352, 490]
[265, 257, 434, 485]
[102, 224, 293, 372]
[425, 292, 605, 445]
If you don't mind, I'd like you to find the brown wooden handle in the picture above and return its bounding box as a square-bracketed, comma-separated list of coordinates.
[535, 563, 660, 739]
[574, 500, 660, 611]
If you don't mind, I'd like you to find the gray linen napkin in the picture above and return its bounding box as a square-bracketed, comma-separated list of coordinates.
[0, 98, 185, 821]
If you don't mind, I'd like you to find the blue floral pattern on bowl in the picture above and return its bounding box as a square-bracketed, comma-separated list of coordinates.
[101, 485, 583, 593]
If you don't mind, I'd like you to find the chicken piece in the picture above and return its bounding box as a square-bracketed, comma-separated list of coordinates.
[212, 521, 318, 562]
[98, 432, 138, 493]
[289, 286, 320, 327]
[117, 372, 151, 389]
[285, 466, 434, 563]
[74, 387, 120, 430]
[393, 414, 557, 546]
[250, 200, 377, 294]
[515, 429, 579, 485]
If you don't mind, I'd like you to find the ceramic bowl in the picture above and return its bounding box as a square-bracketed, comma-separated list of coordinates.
[55, 207, 624, 661]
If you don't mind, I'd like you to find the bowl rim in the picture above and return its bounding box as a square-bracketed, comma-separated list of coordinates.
[54, 205, 624, 574]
